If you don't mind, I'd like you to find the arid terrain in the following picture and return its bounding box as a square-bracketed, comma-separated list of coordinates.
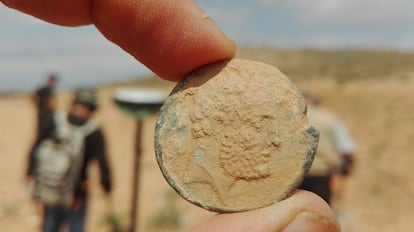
[1, 49, 414, 231]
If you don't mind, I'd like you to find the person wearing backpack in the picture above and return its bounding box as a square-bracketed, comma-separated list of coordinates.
[27, 89, 112, 232]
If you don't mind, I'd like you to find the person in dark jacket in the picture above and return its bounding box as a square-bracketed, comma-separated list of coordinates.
[33, 74, 58, 136]
[27, 89, 112, 232]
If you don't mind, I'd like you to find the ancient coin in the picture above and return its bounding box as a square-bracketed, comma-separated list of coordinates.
[154, 59, 318, 212]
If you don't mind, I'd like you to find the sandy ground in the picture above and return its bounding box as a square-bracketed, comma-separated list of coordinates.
[1, 78, 414, 231]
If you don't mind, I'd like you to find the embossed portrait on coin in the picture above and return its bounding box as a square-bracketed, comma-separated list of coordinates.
[185, 84, 280, 201]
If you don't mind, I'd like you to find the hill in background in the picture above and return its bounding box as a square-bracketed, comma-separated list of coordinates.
[237, 48, 414, 81]
[122, 48, 414, 89]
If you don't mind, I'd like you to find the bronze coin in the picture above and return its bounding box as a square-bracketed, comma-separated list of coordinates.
[155, 59, 318, 212]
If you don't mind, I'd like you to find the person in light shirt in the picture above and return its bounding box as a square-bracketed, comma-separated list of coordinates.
[300, 92, 356, 205]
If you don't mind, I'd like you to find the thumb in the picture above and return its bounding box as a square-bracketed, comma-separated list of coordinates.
[191, 190, 339, 232]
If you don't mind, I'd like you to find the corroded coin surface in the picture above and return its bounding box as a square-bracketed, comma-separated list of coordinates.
[155, 59, 318, 212]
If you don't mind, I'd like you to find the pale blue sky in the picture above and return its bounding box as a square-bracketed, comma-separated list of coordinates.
[1, 0, 414, 91]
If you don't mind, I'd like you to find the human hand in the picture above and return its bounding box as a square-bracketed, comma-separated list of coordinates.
[191, 190, 339, 232]
[2, 1, 338, 231]
[1, 0, 235, 82]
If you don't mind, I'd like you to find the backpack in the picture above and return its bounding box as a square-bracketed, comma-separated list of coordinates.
[32, 112, 97, 207]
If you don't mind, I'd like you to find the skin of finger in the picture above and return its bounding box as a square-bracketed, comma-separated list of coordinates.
[1, 0, 236, 82]
[1, 0, 92, 26]
[191, 190, 339, 232]
[92, 0, 235, 81]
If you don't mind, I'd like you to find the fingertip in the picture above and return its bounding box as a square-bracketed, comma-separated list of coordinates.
[191, 190, 339, 232]
[92, 0, 236, 82]
[278, 191, 340, 232]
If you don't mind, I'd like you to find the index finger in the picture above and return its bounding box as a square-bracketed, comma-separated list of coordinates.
[1, 0, 236, 82]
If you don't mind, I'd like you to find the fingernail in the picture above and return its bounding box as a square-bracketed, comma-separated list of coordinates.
[283, 211, 339, 232]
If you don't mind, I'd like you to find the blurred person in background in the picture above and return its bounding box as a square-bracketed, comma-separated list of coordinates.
[27, 89, 112, 232]
[300, 92, 357, 205]
[32, 74, 58, 136]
